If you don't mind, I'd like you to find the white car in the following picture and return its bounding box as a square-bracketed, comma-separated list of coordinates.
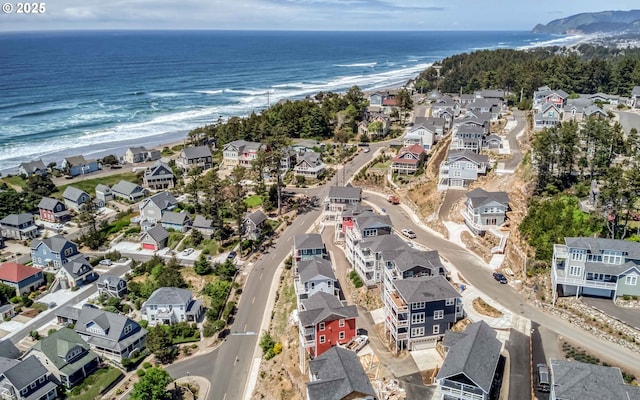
[401, 229, 417, 239]
[182, 248, 194, 256]
[98, 259, 113, 266]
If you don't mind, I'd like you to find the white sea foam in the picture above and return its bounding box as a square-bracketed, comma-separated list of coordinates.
[334, 62, 377, 67]
[194, 89, 224, 95]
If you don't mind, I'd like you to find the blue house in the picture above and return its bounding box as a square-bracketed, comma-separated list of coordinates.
[30, 235, 79, 268]
[61, 155, 99, 177]
[160, 211, 192, 233]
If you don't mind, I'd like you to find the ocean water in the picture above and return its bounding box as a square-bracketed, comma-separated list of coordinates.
[0, 30, 576, 171]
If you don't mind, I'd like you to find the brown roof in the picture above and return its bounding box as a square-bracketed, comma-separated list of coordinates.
[0, 262, 41, 283]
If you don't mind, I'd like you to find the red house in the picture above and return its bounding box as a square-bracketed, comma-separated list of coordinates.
[37, 197, 70, 223]
[298, 292, 357, 359]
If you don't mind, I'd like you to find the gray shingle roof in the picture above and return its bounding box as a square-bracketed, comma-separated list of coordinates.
[0, 340, 21, 360]
[64, 155, 88, 166]
[161, 211, 191, 225]
[382, 247, 446, 274]
[30, 235, 75, 251]
[63, 186, 89, 202]
[328, 185, 362, 202]
[0, 213, 33, 226]
[353, 211, 392, 230]
[98, 275, 126, 287]
[2, 355, 48, 391]
[466, 188, 509, 208]
[37, 197, 64, 211]
[143, 225, 169, 244]
[446, 150, 489, 165]
[294, 233, 325, 251]
[95, 184, 111, 193]
[394, 275, 459, 303]
[360, 233, 407, 254]
[146, 287, 193, 306]
[307, 346, 375, 400]
[111, 180, 145, 197]
[244, 210, 267, 227]
[298, 258, 336, 284]
[299, 292, 357, 326]
[550, 359, 640, 400]
[18, 160, 46, 175]
[193, 215, 213, 229]
[182, 145, 212, 159]
[224, 140, 262, 153]
[436, 321, 501, 394]
[564, 237, 640, 260]
[146, 161, 174, 178]
[60, 254, 92, 278]
[147, 191, 178, 209]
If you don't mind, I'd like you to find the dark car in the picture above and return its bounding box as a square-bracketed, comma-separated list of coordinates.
[493, 272, 508, 284]
[227, 250, 237, 259]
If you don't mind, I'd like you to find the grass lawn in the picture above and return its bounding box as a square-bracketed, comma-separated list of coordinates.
[371, 160, 391, 169]
[68, 367, 123, 400]
[168, 232, 185, 249]
[172, 334, 201, 345]
[1, 175, 27, 190]
[54, 172, 140, 198]
[245, 194, 263, 208]
[198, 238, 219, 255]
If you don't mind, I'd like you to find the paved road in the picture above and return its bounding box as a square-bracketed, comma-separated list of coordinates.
[364, 191, 640, 377]
[615, 110, 640, 135]
[506, 328, 531, 400]
[582, 297, 640, 330]
[504, 111, 526, 171]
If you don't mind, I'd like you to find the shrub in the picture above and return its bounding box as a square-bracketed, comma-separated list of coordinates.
[143, 362, 152, 369]
[136, 369, 146, 377]
[273, 342, 282, 355]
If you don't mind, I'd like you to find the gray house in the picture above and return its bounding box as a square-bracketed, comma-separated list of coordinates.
[160, 211, 192, 233]
[140, 225, 170, 251]
[324, 184, 363, 223]
[55, 254, 95, 289]
[292, 233, 327, 265]
[438, 150, 489, 189]
[124, 146, 161, 164]
[192, 215, 215, 239]
[549, 359, 640, 400]
[0, 213, 38, 240]
[462, 188, 510, 235]
[111, 180, 146, 202]
[17, 160, 47, 177]
[293, 151, 326, 179]
[177, 145, 213, 172]
[97, 275, 127, 298]
[243, 209, 267, 241]
[30, 235, 79, 268]
[63, 186, 91, 211]
[61, 155, 99, 177]
[436, 321, 502, 400]
[95, 184, 113, 207]
[306, 346, 376, 400]
[0, 355, 58, 400]
[142, 287, 203, 326]
[139, 191, 178, 222]
[294, 258, 339, 307]
[143, 161, 175, 190]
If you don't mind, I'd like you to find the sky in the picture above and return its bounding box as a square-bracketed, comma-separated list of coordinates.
[1, 1, 639, 32]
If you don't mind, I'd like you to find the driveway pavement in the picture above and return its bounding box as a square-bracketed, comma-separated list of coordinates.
[582, 297, 640, 330]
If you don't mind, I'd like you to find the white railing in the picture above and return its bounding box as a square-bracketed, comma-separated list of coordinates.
[554, 274, 617, 290]
[461, 209, 497, 232]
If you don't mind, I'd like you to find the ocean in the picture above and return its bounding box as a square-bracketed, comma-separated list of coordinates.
[0, 30, 578, 172]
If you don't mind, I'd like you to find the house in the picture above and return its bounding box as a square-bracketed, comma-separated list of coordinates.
[177, 145, 213, 172]
[0, 262, 45, 296]
[584, 104, 608, 119]
[61, 155, 99, 177]
[29, 328, 100, 389]
[358, 115, 390, 138]
[549, 359, 640, 400]
[383, 275, 462, 351]
[139, 191, 178, 223]
[436, 321, 502, 400]
[243, 209, 267, 241]
[334, 203, 373, 242]
[484, 134, 503, 150]
[298, 292, 357, 359]
[17, 160, 47, 177]
[306, 346, 376, 400]
[0, 305, 14, 321]
[143, 161, 175, 190]
[323, 184, 362, 223]
[294, 258, 339, 307]
[533, 86, 569, 109]
[293, 152, 326, 179]
[438, 150, 489, 190]
[462, 188, 510, 235]
[142, 287, 203, 326]
[140, 225, 169, 251]
[0, 355, 58, 400]
[55, 254, 94, 289]
[95, 184, 113, 207]
[30, 235, 79, 268]
[631, 86, 640, 109]
[97, 275, 127, 298]
[55, 306, 147, 363]
[62, 186, 91, 211]
[192, 215, 215, 239]
[123, 146, 161, 164]
[110, 180, 146, 202]
[0, 213, 38, 241]
[160, 211, 192, 233]
[391, 144, 426, 174]
[475, 89, 505, 101]
[37, 197, 70, 223]
[467, 98, 501, 120]
[221, 140, 264, 170]
[403, 124, 436, 150]
[292, 233, 328, 265]
[0, 340, 21, 360]
[551, 237, 640, 302]
[450, 125, 484, 153]
[534, 103, 563, 130]
[414, 116, 447, 138]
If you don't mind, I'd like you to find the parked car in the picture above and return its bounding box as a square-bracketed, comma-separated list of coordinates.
[99, 259, 113, 266]
[227, 250, 237, 259]
[536, 363, 551, 392]
[182, 248, 194, 256]
[401, 228, 417, 239]
[82, 303, 99, 309]
[363, 147, 370, 153]
[493, 272, 508, 284]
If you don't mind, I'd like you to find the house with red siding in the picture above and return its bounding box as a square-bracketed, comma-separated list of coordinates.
[37, 197, 71, 223]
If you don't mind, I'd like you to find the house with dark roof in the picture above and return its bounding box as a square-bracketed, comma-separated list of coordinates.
[0, 355, 58, 400]
[383, 275, 462, 352]
[143, 161, 175, 190]
[533, 86, 569, 109]
[438, 150, 489, 190]
[30, 235, 79, 268]
[221, 140, 264, 170]
[450, 125, 485, 153]
[139, 191, 178, 223]
[631, 86, 640, 108]
[160, 211, 192, 233]
[111, 180, 146, 202]
[37, 197, 70, 223]
[391, 144, 426, 174]
[294, 258, 339, 307]
[55, 254, 95, 289]
[61, 155, 98, 177]
[95, 184, 113, 207]
[549, 359, 640, 400]
[62, 186, 90, 211]
[124, 146, 160, 164]
[97, 275, 127, 298]
[306, 346, 376, 400]
[403, 124, 437, 150]
[0, 262, 45, 296]
[293, 151, 326, 179]
[177, 145, 213, 172]
[142, 287, 203, 326]
[323, 184, 363, 223]
[534, 102, 563, 130]
[192, 215, 215, 239]
[140, 225, 169, 251]
[242, 209, 267, 241]
[55, 306, 147, 363]
[298, 292, 358, 361]
[17, 160, 47, 177]
[552, 237, 640, 302]
[436, 321, 502, 400]
[292, 234, 328, 266]
[0, 213, 38, 241]
[29, 328, 99, 389]
[0, 340, 21, 360]
[462, 188, 510, 235]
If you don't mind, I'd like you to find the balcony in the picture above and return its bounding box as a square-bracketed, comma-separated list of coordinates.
[299, 327, 315, 348]
[554, 274, 617, 290]
[440, 379, 485, 400]
[388, 291, 408, 312]
[461, 208, 500, 232]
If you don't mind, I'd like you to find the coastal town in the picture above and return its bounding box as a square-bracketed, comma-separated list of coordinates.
[1, 59, 640, 400]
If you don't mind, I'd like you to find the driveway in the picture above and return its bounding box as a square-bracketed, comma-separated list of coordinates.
[506, 328, 531, 400]
[582, 297, 640, 330]
[503, 111, 526, 171]
[438, 190, 465, 221]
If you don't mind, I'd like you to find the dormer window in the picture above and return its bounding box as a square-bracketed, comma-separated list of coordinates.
[124, 324, 132, 335]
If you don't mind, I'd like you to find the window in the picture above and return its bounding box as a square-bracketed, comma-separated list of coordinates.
[602, 250, 622, 265]
[569, 266, 582, 277]
[411, 327, 425, 337]
[571, 249, 586, 261]
[433, 325, 440, 335]
[339, 331, 345, 340]
[124, 324, 132, 335]
[319, 322, 325, 331]
[453, 171, 461, 177]
[445, 298, 455, 306]
[363, 229, 377, 237]
[30, 382, 36, 389]
[39, 376, 45, 383]
[434, 310, 444, 320]
[625, 275, 638, 286]
[319, 335, 325, 344]
[339, 319, 345, 327]
[411, 302, 425, 310]
[411, 313, 425, 324]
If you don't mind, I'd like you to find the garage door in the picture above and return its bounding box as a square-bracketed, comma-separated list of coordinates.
[411, 337, 437, 350]
[582, 287, 613, 298]
[142, 243, 156, 250]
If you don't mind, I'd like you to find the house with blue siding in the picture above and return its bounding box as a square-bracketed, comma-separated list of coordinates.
[292, 233, 327, 266]
[30, 235, 79, 268]
[63, 186, 91, 211]
[61, 155, 99, 177]
[438, 150, 489, 190]
[160, 211, 192, 232]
